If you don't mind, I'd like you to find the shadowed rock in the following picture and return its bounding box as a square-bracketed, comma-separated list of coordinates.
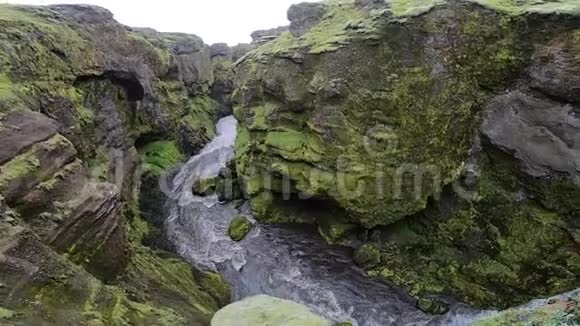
[0, 112, 59, 165]
[481, 90, 580, 181]
[287, 2, 326, 37]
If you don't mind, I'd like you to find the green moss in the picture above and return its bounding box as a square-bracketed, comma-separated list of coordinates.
[234, 125, 253, 183]
[36, 159, 82, 192]
[138, 140, 183, 176]
[0, 307, 15, 320]
[0, 5, 95, 82]
[369, 153, 580, 308]
[317, 221, 358, 245]
[236, 4, 534, 227]
[192, 177, 218, 195]
[212, 295, 330, 326]
[353, 244, 381, 269]
[300, 0, 370, 54]
[390, 0, 580, 16]
[391, 0, 445, 16]
[474, 300, 579, 326]
[417, 297, 449, 315]
[254, 0, 377, 55]
[265, 130, 307, 153]
[250, 191, 274, 217]
[228, 215, 253, 241]
[0, 150, 40, 190]
[0, 74, 14, 100]
[120, 192, 230, 321]
[469, 0, 580, 15]
[198, 272, 231, 308]
[31, 275, 186, 325]
[248, 104, 275, 131]
[181, 95, 217, 142]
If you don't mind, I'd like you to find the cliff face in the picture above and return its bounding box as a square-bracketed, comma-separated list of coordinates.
[1, 0, 580, 324]
[0, 4, 236, 324]
[234, 0, 580, 309]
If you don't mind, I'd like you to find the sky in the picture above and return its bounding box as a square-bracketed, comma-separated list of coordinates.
[0, 0, 317, 45]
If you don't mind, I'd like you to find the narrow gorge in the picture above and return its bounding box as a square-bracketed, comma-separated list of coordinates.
[0, 1, 578, 325]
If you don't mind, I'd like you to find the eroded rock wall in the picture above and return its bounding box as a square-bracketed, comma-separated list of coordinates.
[0, 4, 230, 324]
[233, 0, 580, 309]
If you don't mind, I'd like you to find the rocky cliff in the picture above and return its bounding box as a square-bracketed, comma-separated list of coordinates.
[1, 0, 579, 324]
[234, 0, 580, 310]
[0, 4, 239, 324]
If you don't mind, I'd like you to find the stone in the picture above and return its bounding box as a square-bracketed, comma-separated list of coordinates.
[193, 177, 219, 196]
[287, 2, 326, 37]
[47, 182, 128, 282]
[529, 30, 580, 104]
[210, 43, 233, 59]
[228, 215, 252, 241]
[473, 295, 579, 326]
[0, 134, 77, 204]
[250, 26, 289, 43]
[48, 4, 115, 24]
[0, 111, 59, 165]
[417, 297, 449, 315]
[211, 295, 331, 326]
[355, 0, 386, 8]
[231, 43, 256, 62]
[353, 244, 381, 269]
[481, 90, 580, 181]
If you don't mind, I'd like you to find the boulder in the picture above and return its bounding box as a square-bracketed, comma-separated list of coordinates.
[287, 2, 326, 37]
[251, 26, 289, 43]
[48, 4, 115, 24]
[232, 43, 256, 62]
[228, 215, 252, 241]
[353, 244, 381, 269]
[211, 295, 331, 326]
[210, 43, 233, 59]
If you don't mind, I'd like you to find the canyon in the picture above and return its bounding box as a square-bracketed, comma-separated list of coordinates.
[0, 0, 578, 325]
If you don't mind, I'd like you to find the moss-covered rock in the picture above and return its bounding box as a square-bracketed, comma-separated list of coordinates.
[365, 149, 580, 308]
[139, 140, 183, 176]
[474, 295, 580, 326]
[228, 215, 253, 242]
[0, 4, 227, 324]
[211, 295, 331, 326]
[353, 244, 381, 269]
[0, 216, 190, 325]
[233, 0, 580, 310]
[416, 297, 449, 315]
[234, 0, 577, 228]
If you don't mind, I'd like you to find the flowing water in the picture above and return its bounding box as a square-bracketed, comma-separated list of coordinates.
[164, 116, 571, 325]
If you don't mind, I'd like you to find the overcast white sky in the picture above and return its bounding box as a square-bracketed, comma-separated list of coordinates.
[0, 0, 316, 45]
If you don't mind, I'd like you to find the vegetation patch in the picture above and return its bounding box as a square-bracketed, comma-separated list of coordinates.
[138, 140, 183, 176]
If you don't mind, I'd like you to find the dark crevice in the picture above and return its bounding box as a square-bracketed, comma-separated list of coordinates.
[74, 71, 145, 101]
[134, 132, 168, 149]
[50, 48, 68, 61]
